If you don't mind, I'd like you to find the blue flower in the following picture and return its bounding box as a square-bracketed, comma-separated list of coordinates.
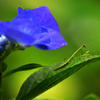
[0, 6, 67, 50]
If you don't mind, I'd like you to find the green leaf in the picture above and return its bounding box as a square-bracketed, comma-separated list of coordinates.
[32, 99, 54, 100]
[82, 94, 100, 100]
[3, 63, 44, 78]
[16, 54, 100, 100]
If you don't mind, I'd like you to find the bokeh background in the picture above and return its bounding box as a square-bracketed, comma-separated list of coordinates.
[0, 0, 100, 100]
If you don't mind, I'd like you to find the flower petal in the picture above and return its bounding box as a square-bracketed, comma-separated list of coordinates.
[24, 6, 60, 33]
[17, 7, 24, 15]
[0, 11, 41, 46]
[0, 21, 37, 46]
[10, 11, 41, 36]
[0, 6, 67, 50]
[33, 29, 67, 50]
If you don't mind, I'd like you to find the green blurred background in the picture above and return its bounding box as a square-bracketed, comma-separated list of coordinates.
[0, 0, 100, 100]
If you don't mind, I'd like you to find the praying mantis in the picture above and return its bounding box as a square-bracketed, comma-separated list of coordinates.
[55, 44, 90, 71]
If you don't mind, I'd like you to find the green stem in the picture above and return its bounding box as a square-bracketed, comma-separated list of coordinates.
[0, 76, 2, 100]
[0, 43, 18, 100]
[0, 44, 17, 63]
[0, 51, 11, 63]
[55, 44, 86, 71]
[0, 44, 16, 100]
[0, 63, 2, 100]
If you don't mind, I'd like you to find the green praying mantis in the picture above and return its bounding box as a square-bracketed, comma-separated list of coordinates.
[55, 44, 90, 71]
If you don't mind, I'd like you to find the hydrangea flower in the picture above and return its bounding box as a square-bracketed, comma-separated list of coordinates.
[0, 6, 67, 50]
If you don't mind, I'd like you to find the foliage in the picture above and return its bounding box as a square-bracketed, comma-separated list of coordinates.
[82, 94, 100, 100]
[15, 54, 100, 100]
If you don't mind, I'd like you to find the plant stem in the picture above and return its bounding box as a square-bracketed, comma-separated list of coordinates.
[0, 44, 15, 100]
[0, 43, 17, 100]
[55, 44, 86, 71]
[0, 50, 11, 63]
[0, 63, 2, 100]
[0, 43, 16, 63]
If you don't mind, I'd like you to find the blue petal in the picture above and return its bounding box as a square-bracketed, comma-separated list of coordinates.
[23, 6, 67, 50]
[24, 6, 60, 33]
[41, 27, 48, 33]
[0, 6, 67, 50]
[0, 21, 36, 45]
[10, 11, 41, 36]
[33, 29, 67, 50]
[0, 11, 41, 46]
[40, 27, 50, 44]
[0, 33, 3, 36]
[4, 21, 10, 24]
[17, 7, 24, 15]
